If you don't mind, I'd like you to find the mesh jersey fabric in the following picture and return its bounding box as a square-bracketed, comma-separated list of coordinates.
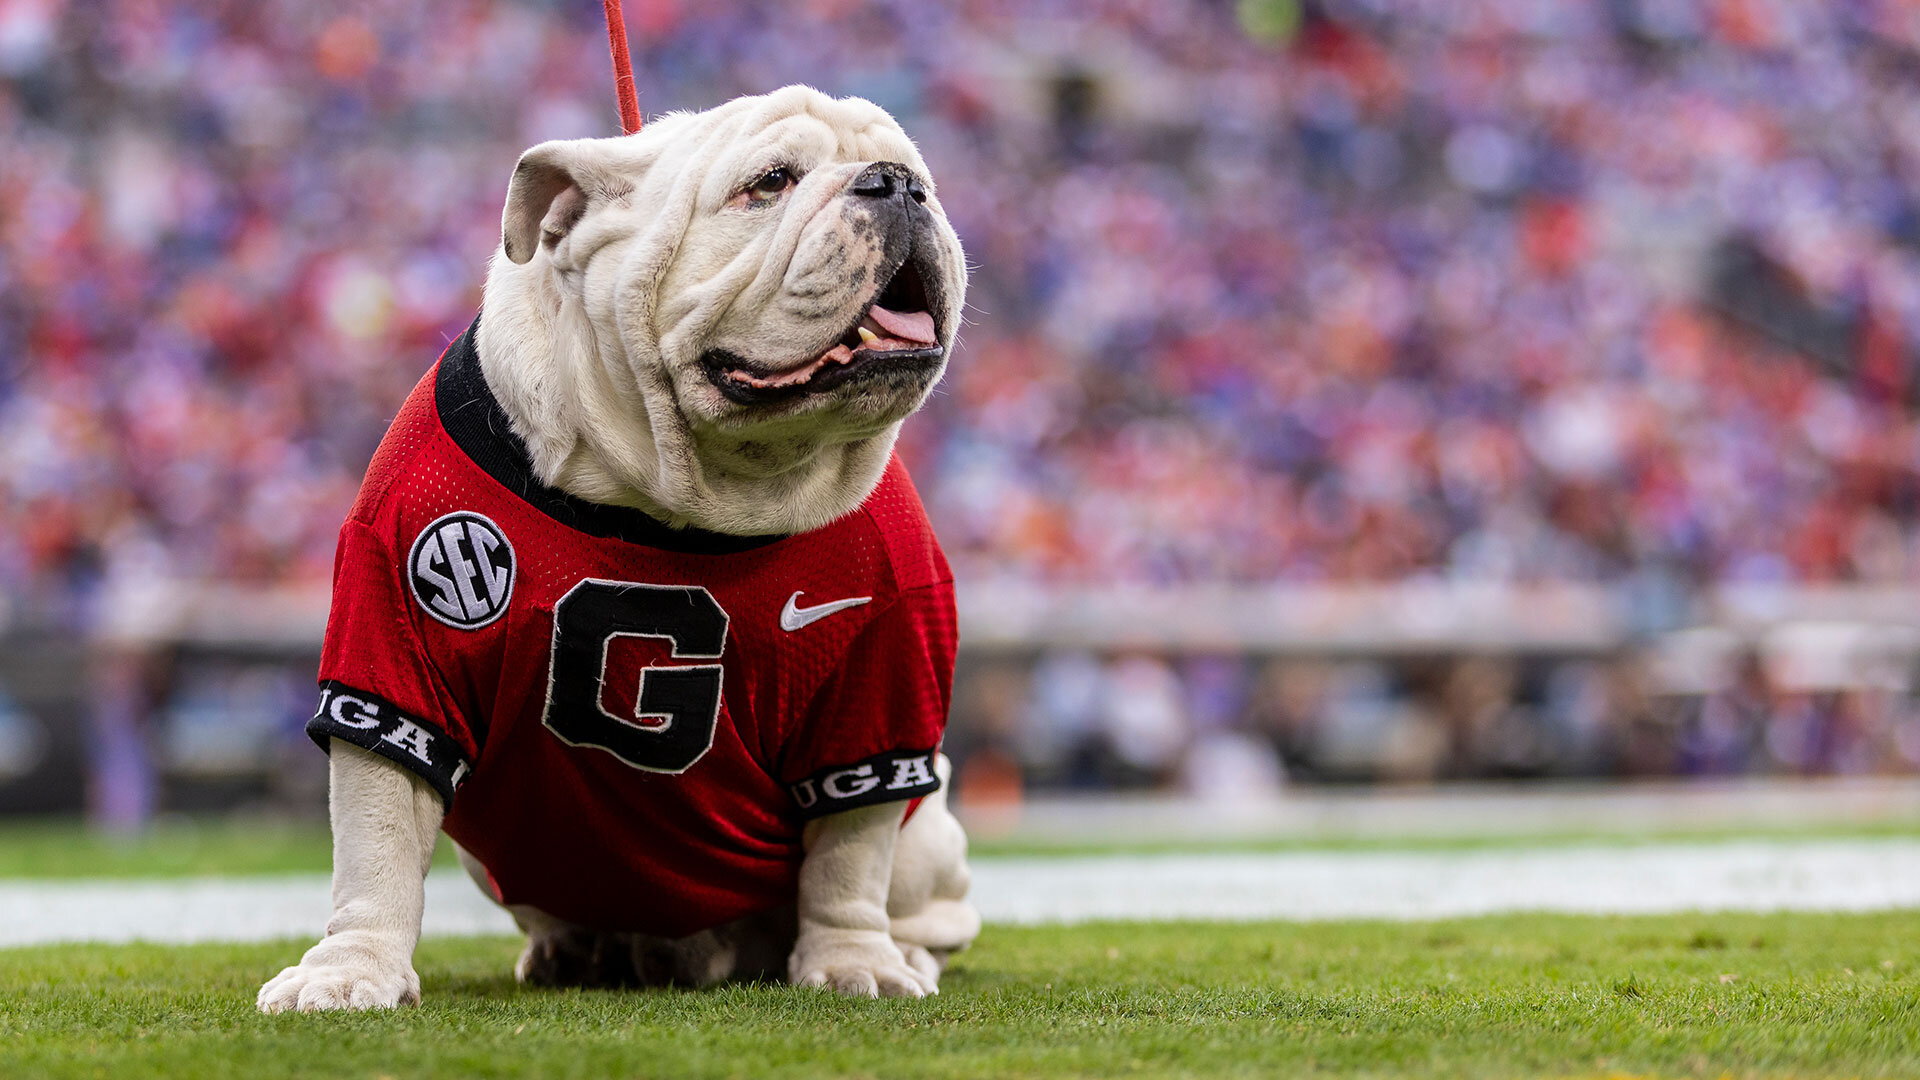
[307, 317, 956, 937]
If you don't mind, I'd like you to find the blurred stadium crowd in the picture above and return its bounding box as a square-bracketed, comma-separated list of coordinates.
[949, 644, 1920, 802]
[5, 0, 1920, 801]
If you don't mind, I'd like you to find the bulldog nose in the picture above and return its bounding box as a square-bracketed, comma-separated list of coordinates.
[850, 162, 927, 204]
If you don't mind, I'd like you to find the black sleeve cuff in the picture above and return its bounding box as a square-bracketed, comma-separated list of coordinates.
[308, 681, 473, 806]
[788, 749, 941, 820]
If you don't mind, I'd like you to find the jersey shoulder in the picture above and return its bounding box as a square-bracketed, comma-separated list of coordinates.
[836, 455, 951, 596]
[347, 361, 450, 530]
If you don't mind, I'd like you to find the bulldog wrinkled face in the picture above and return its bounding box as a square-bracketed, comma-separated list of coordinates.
[690, 161, 954, 417]
[658, 110, 965, 440]
[489, 87, 968, 532]
[501, 87, 966, 452]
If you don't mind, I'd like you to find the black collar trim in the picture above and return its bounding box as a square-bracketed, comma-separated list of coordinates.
[434, 314, 789, 555]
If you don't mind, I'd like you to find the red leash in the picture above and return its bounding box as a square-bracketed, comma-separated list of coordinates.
[602, 0, 642, 134]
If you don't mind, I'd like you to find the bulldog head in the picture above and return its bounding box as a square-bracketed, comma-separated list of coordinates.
[480, 85, 967, 536]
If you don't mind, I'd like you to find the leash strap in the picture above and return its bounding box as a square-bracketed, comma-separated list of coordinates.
[601, 0, 642, 134]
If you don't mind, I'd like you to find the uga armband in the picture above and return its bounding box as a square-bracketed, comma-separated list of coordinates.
[308, 681, 473, 805]
[788, 749, 940, 819]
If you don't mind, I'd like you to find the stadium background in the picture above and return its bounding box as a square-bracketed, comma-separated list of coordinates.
[3, 0, 1920, 830]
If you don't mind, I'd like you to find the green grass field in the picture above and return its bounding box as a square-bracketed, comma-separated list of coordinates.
[0, 818, 442, 879]
[8, 819, 1920, 1077]
[7, 914, 1920, 1079]
[5, 817, 1920, 878]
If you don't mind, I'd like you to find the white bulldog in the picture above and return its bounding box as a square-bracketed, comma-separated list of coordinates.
[258, 85, 977, 1012]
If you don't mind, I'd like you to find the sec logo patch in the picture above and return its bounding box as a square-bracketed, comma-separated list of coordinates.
[408, 511, 515, 629]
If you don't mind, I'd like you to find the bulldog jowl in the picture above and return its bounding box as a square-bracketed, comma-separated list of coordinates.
[701, 255, 943, 406]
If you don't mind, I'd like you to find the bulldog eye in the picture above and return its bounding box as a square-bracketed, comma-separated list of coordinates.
[746, 167, 795, 205]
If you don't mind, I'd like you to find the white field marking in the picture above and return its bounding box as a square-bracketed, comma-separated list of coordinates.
[9, 841, 1920, 947]
[0, 871, 516, 947]
[969, 841, 1920, 924]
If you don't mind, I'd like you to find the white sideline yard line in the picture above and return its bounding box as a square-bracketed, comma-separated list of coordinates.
[8, 841, 1920, 947]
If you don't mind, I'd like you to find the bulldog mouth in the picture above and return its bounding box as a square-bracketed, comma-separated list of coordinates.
[702, 261, 943, 406]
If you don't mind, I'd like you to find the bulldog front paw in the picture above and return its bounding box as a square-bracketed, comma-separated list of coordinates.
[896, 941, 943, 993]
[789, 929, 932, 998]
[257, 932, 420, 1013]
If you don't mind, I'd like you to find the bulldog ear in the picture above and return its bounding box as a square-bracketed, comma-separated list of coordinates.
[501, 141, 599, 265]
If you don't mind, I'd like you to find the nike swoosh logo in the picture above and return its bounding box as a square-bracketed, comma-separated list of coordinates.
[780, 591, 872, 632]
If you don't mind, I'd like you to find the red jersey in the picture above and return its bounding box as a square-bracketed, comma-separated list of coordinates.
[308, 317, 955, 937]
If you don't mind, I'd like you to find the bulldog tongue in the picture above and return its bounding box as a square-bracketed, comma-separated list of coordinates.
[723, 307, 933, 393]
[865, 304, 936, 345]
